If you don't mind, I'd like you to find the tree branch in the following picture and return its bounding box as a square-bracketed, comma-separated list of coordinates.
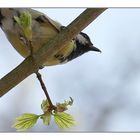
[0, 8, 107, 97]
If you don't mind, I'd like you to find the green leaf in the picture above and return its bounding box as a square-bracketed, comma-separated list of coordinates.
[12, 113, 39, 131]
[14, 11, 32, 40]
[41, 100, 50, 113]
[41, 112, 52, 125]
[14, 11, 32, 29]
[14, 16, 21, 25]
[54, 112, 75, 129]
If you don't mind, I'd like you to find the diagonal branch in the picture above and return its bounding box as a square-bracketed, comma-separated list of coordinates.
[0, 8, 107, 97]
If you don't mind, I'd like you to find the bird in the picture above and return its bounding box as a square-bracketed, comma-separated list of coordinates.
[0, 8, 101, 66]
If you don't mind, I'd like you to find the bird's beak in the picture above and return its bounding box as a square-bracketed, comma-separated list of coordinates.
[89, 44, 101, 53]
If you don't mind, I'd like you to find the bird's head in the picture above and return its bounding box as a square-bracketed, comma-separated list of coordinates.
[66, 32, 101, 61]
[75, 32, 101, 53]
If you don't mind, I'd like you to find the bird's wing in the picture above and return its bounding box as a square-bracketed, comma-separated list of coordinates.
[27, 8, 62, 32]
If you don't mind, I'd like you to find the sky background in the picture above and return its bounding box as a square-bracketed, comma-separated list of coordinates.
[1, 8, 140, 132]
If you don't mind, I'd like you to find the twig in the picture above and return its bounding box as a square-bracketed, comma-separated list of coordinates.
[28, 40, 33, 56]
[35, 71, 55, 109]
[22, 34, 33, 56]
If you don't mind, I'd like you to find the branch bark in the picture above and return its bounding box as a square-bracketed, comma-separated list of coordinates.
[0, 8, 107, 97]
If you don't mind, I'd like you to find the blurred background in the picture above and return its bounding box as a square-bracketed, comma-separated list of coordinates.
[1, 8, 140, 132]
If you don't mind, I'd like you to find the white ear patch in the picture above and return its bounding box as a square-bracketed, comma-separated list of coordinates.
[76, 34, 88, 45]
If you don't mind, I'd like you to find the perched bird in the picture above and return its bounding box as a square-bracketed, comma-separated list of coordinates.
[0, 8, 101, 66]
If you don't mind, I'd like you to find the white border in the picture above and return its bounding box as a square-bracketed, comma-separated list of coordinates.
[1, 133, 140, 140]
[1, 0, 140, 138]
[1, 0, 140, 7]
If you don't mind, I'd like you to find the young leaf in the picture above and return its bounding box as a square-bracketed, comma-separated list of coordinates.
[54, 112, 75, 129]
[56, 97, 74, 112]
[41, 99, 50, 113]
[41, 112, 52, 125]
[14, 11, 32, 40]
[12, 113, 39, 131]
[64, 97, 74, 106]
[56, 103, 68, 112]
